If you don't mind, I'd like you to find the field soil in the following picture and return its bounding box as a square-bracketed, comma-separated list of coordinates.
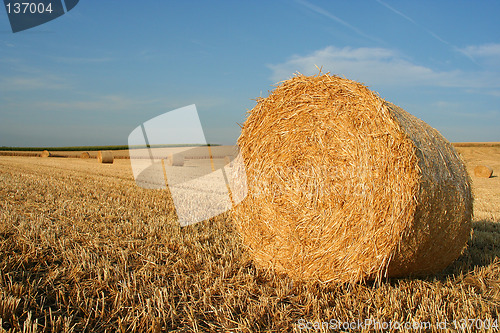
[0, 145, 498, 332]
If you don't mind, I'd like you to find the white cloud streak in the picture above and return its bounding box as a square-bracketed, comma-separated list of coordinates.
[267, 46, 500, 94]
[36, 95, 158, 112]
[51, 56, 114, 64]
[295, 0, 381, 43]
[459, 43, 500, 59]
[375, 0, 415, 24]
[3, 93, 229, 116]
[0, 75, 69, 91]
[375, 0, 474, 61]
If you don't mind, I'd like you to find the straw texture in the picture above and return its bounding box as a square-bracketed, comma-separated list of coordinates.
[474, 165, 493, 178]
[97, 151, 114, 164]
[232, 73, 473, 284]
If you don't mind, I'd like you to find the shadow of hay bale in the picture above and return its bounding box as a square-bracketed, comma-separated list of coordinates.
[441, 219, 500, 276]
[374, 219, 499, 286]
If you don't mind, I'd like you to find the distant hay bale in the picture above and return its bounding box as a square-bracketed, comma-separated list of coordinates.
[233, 73, 473, 284]
[474, 165, 493, 178]
[97, 151, 113, 164]
[166, 153, 184, 166]
[40, 150, 68, 158]
[80, 152, 90, 159]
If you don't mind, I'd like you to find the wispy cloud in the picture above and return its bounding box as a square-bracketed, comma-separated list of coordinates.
[459, 43, 500, 64]
[51, 56, 114, 64]
[36, 94, 161, 112]
[267, 46, 500, 94]
[375, 0, 472, 61]
[375, 0, 415, 24]
[433, 100, 500, 119]
[375, 0, 447, 43]
[463, 43, 500, 57]
[5, 93, 229, 116]
[0, 75, 69, 91]
[0, 59, 73, 91]
[295, 0, 382, 43]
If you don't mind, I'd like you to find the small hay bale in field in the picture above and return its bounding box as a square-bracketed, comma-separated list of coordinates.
[97, 151, 114, 164]
[166, 153, 184, 166]
[233, 73, 473, 284]
[474, 165, 493, 178]
[80, 152, 90, 159]
[41, 150, 50, 158]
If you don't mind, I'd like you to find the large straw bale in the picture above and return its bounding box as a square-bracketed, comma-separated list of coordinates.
[233, 73, 473, 284]
[80, 151, 90, 159]
[41, 150, 50, 158]
[97, 151, 114, 164]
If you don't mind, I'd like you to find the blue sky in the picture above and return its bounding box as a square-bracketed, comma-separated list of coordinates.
[1, 0, 499, 147]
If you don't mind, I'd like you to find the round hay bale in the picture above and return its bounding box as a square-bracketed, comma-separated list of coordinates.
[233, 73, 473, 284]
[166, 153, 184, 166]
[80, 152, 90, 159]
[97, 151, 113, 164]
[41, 150, 50, 158]
[474, 165, 493, 178]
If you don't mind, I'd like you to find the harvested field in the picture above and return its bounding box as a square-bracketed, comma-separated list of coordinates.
[0, 145, 499, 332]
[0, 146, 240, 160]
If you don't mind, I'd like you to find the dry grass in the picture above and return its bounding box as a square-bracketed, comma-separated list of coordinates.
[453, 142, 500, 148]
[0, 150, 499, 332]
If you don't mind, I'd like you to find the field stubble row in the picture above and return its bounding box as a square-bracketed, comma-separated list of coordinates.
[0, 151, 499, 332]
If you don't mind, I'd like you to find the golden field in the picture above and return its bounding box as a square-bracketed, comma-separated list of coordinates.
[0, 145, 499, 332]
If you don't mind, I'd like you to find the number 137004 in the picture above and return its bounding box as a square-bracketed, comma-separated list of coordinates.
[6, 2, 54, 14]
